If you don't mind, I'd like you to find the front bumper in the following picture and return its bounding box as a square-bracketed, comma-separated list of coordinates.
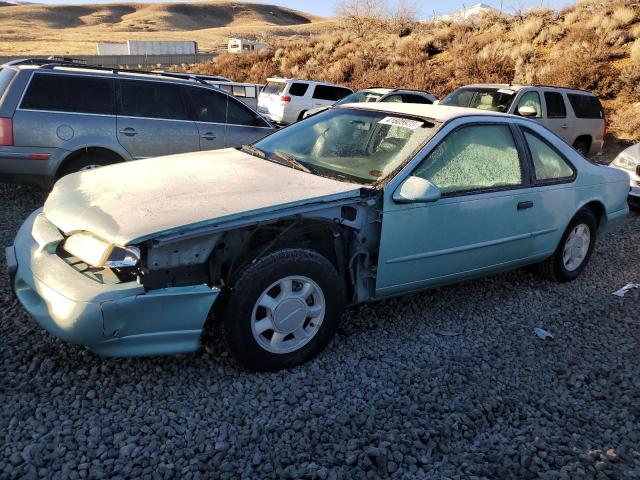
[8, 209, 220, 357]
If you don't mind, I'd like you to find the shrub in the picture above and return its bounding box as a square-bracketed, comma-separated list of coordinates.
[610, 103, 640, 141]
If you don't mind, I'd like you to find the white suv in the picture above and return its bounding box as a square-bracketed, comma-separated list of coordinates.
[257, 78, 353, 125]
[440, 84, 606, 156]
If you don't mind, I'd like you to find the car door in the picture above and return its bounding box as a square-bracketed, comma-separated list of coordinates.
[541, 91, 573, 144]
[182, 85, 227, 151]
[515, 124, 579, 257]
[116, 79, 199, 159]
[375, 121, 538, 297]
[224, 96, 275, 147]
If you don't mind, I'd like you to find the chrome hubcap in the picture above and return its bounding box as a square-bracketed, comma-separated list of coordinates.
[562, 224, 590, 271]
[251, 276, 325, 354]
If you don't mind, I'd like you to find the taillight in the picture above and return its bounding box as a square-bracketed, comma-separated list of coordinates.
[0, 117, 13, 146]
[280, 95, 291, 103]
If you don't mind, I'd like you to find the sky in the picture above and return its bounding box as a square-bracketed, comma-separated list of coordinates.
[33, 0, 574, 18]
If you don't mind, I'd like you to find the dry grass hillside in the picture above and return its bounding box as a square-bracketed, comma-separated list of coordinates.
[195, 0, 640, 142]
[0, 1, 331, 55]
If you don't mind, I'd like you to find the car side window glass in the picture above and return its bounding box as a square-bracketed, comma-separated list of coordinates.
[289, 83, 309, 96]
[403, 94, 432, 104]
[335, 87, 352, 100]
[245, 86, 256, 98]
[119, 80, 189, 120]
[227, 97, 269, 127]
[232, 85, 246, 97]
[313, 85, 346, 101]
[414, 124, 522, 194]
[524, 130, 574, 181]
[383, 94, 403, 103]
[516, 91, 542, 117]
[21, 73, 114, 115]
[544, 92, 566, 118]
[184, 87, 227, 123]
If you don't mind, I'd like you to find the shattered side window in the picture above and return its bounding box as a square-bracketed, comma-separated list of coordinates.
[414, 124, 522, 194]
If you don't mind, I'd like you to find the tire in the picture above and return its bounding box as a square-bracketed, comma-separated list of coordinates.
[297, 111, 308, 121]
[536, 208, 597, 282]
[573, 140, 590, 157]
[57, 151, 120, 179]
[221, 248, 345, 371]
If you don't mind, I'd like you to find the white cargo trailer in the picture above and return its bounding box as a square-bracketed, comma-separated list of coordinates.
[97, 40, 198, 56]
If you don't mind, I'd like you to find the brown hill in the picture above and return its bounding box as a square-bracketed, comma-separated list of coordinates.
[0, 1, 330, 54]
[194, 0, 640, 142]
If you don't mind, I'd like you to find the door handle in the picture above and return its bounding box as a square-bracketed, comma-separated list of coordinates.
[517, 201, 534, 210]
[200, 132, 216, 141]
[561, 124, 569, 129]
[119, 127, 137, 137]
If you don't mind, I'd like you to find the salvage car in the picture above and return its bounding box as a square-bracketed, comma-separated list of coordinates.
[610, 143, 640, 209]
[7, 104, 630, 370]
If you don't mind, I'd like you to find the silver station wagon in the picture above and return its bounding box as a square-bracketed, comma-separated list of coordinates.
[0, 60, 275, 187]
[7, 104, 629, 371]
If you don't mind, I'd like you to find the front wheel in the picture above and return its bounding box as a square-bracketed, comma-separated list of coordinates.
[536, 208, 597, 282]
[220, 248, 345, 371]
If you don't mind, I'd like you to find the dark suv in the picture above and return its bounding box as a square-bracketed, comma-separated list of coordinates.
[0, 59, 275, 187]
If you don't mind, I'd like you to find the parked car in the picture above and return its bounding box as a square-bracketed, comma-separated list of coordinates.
[610, 143, 640, 209]
[8, 104, 629, 370]
[440, 84, 606, 156]
[257, 78, 353, 124]
[0, 60, 275, 187]
[302, 87, 438, 118]
[205, 81, 264, 110]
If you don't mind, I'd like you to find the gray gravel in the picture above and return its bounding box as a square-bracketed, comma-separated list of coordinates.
[1, 181, 640, 480]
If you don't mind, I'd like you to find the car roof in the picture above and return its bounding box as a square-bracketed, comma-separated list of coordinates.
[12, 64, 219, 87]
[266, 77, 346, 87]
[456, 83, 597, 96]
[340, 102, 519, 123]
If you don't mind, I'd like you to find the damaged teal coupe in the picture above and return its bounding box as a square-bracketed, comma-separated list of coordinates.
[7, 104, 630, 370]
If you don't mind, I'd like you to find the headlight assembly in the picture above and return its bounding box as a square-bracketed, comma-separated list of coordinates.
[613, 152, 640, 171]
[63, 232, 140, 269]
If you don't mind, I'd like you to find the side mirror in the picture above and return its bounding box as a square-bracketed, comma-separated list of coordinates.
[518, 106, 538, 117]
[393, 176, 441, 204]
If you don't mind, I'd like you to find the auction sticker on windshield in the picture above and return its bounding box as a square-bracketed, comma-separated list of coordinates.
[379, 117, 423, 129]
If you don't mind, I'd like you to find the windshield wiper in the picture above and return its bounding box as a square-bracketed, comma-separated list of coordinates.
[239, 144, 267, 159]
[270, 150, 315, 174]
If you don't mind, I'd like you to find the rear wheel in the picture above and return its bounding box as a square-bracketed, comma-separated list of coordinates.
[536, 208, 597, 282]
[573, 139, 590, 157]
[57, 151, 120, 179]
[220, 248, 345, 371]
[297, 110, 308, 121]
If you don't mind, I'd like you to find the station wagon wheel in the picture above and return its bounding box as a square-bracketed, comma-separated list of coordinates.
[220, 248, 345, 371]
[57, 150, 122, 180]
[536, 208, 597, 282]
[251, 275, 326, 354]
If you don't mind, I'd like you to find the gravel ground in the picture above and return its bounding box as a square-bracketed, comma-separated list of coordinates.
[1, 179, 639, 480]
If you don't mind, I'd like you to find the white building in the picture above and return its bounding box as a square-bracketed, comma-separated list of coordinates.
[428, 3, 505, 23]
[227, 38, 269, 54]
[97, 40, 198, 56]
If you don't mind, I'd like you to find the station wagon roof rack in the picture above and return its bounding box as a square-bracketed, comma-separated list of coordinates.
[3, 57, 87, 67]
[7, 58, 221, 86]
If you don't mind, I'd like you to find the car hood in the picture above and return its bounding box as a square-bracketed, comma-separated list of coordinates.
[44, 149, 363, 245]
[620, 142, 640, 160]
